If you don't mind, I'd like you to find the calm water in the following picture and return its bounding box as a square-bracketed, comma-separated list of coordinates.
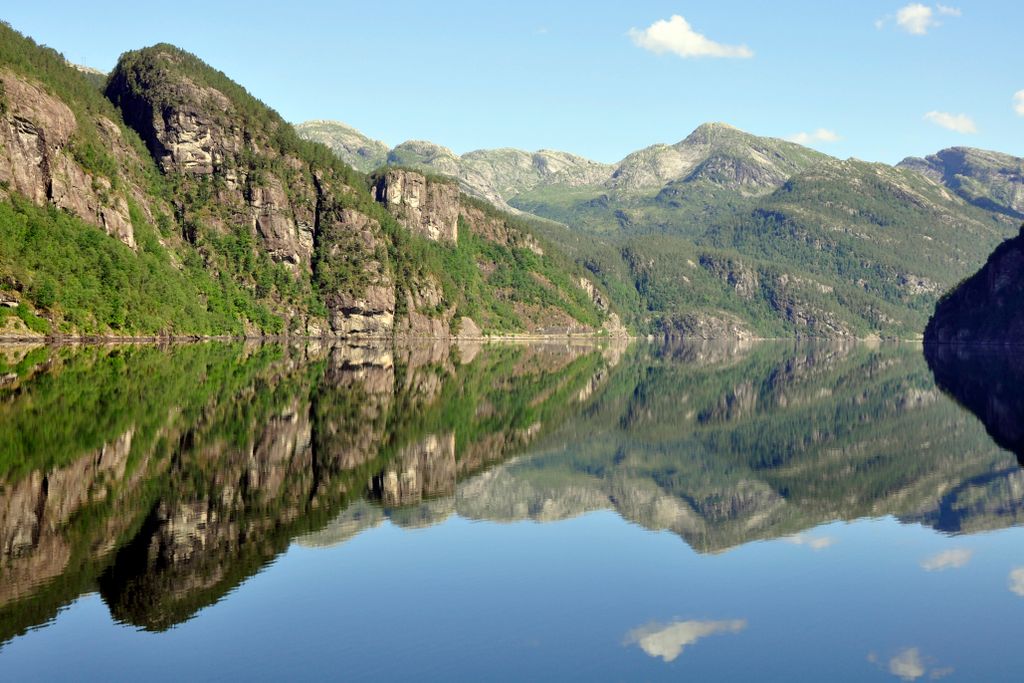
[1, 339, 1023, 681]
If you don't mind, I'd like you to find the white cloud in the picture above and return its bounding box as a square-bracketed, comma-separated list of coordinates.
[878, 4, 961, 34]
[897, 4, 937, 34]
[889, 648, 926, 680]
[785, 129, 841, 146]
[1013, 90, 1024, 116]
[1009, 567, 1024, 596]
[625, 619, 747, 662]
[628, 15, 753, 59]
[924, 111, 977, 134]
[920, 548, 973, 571]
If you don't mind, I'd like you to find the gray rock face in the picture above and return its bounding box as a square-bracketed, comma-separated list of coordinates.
[249, 176, 314, 271]
[0, 70, 135, 247]
[107, 59, 320, 271]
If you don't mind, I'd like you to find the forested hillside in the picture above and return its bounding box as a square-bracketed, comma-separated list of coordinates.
[0, 24, 615, 339]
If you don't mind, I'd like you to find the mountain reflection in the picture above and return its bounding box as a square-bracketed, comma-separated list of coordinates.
[2, 339, 1022, 646]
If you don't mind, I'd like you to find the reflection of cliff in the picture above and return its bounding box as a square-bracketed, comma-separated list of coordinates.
[925, 344, 1024, 462]
[0, 339, 612, 643]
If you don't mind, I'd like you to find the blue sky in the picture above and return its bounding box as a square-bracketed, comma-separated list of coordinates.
[5, 1, 1022, 163]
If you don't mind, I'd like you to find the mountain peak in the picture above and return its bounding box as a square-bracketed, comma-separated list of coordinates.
[294, 120, 389, 172]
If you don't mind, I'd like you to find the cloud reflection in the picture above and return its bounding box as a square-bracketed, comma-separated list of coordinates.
[920, 548, 973, 571]
[868, 647, 952, 680]
[1009, 567, 1024, 596]
[784, 533, 835, 550]
[625, 619, 747, 662]
[889, 648, 926, 680]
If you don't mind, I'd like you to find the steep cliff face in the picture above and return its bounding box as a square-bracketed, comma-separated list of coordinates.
[924, 225, 1024, 345]
[373, 169, 459, 243]
[371, 167, 615, 337]
[0, 69, 136, 247]
[107, 49, 329, 274]
[103, 46, 403, 335]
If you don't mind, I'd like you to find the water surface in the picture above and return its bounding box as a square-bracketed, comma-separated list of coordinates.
[1, 340, 1023, 681]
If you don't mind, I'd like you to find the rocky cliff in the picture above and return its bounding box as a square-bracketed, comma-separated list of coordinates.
[924, 225, 1024, 345]
[0, 68, 138, 248]
[373, 168, 459, 243]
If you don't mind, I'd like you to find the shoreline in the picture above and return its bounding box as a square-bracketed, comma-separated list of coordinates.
[0, 332, 633, 345]
[0, 333, 933, 346]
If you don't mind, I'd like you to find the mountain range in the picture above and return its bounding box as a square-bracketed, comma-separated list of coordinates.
[1, 20, 1023, 340]
[298, 119, 1024, 338]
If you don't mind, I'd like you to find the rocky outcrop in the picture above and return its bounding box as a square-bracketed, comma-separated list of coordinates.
[924, 225, 1024, 345]
[0, 70, 135, 247]
[699, 255, 760, 299]
[249, 175, 315, 272]
[460, 203, 543, 254]
[398, 274, 451, 338]
[105, 46, 405, 334]
[661, 311, 755, 340]
[373, 168, 459, 243]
